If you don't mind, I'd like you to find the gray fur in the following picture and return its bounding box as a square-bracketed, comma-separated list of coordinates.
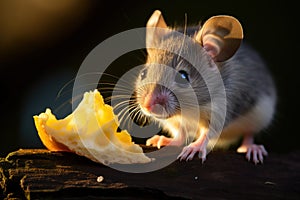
[135, 26, 277, 143]
[220, 42, 277, 126]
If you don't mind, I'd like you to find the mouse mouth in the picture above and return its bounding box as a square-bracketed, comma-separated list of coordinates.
[142, 104, 171, 119]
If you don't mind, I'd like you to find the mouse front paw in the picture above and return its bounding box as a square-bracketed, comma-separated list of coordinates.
[146, 135, 172, 149]
[177, 142, 208, 163]
[146, 134, 184, 149]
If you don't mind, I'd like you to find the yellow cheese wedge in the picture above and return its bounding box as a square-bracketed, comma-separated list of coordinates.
[33, 89, 151, 164]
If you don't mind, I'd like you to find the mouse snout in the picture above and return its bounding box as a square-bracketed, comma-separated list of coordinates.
[137, 85, 174, 118]
[143, 93, 168, 113]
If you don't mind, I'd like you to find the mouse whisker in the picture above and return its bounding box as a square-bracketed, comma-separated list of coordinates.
[120, 105, 139, 130]
[53, 93, 84, 114]
[57, 70, 135, 98]
[57, 83, 103, 100]
[106, 94, 132, 100]
[111, 99, 131, 111]
[98, 82, 132, 90]
[130, 105, 143, 121]
[116, 102, 138, 129]
[129, 105, 150, 127]
[57, 72, 119, 97]
[177, 13, 188, 62]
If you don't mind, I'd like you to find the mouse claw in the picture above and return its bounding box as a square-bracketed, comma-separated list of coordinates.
[177, 146, 191, 161]
[146, 135, 172, 149]
[187, 151, 197, 161]
[177, 143, 207, 163]
[243, 144, 268, 164]
[198, 148, 207, 163]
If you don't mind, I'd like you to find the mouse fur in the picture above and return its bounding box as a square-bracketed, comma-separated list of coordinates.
[134, 10, 277, 163]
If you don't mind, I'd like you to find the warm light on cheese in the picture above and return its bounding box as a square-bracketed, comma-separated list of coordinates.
[33, 89, 151, 164]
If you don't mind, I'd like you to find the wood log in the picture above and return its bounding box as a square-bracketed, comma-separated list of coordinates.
[1, 147, 299, 199]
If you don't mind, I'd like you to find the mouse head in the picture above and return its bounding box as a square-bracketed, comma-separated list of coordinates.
[135, 10, 243, 120]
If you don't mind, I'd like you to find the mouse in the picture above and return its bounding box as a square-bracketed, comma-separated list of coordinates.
[134, 10, 277, 164]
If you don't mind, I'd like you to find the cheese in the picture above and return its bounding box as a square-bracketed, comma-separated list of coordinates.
[33, 89, 151, 164]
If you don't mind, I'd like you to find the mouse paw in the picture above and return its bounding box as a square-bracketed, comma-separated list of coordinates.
[237, 144, 268, 164]
[177, 142, 207, 163]
[146, 135, 172, 149]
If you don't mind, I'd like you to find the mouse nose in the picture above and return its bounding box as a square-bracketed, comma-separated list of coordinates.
[137, 84, 178, 118]
[143, 93, 168, 113]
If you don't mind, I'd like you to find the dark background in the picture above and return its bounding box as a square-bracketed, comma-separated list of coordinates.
[0, 0, 298, 156]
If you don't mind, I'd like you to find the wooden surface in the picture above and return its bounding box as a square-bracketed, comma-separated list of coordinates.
[1, 147, 299, 199]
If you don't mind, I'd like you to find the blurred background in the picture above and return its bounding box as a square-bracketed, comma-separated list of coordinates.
[0, 0, 298, 156]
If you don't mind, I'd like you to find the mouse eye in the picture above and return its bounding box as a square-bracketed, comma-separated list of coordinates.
[175, 70, 190, 85]
[140, 68, 147, 80]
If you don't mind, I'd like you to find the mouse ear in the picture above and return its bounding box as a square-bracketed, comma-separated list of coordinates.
[196, 15, 243, 62]
[146, 10, 171, 50]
